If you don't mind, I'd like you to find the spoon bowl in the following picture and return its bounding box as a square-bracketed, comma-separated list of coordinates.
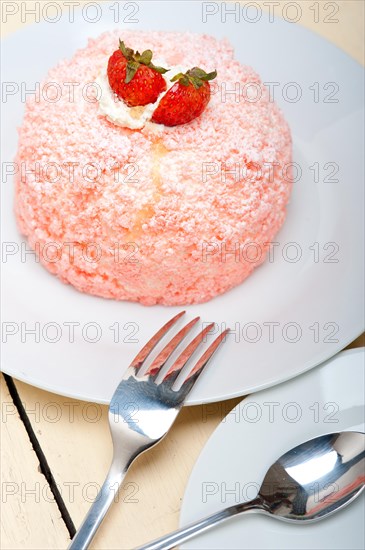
[138, 431, 365, 549]
[258, 431, 365, 522]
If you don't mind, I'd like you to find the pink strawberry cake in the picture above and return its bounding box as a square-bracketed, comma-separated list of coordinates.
[15, 30, 292, 305]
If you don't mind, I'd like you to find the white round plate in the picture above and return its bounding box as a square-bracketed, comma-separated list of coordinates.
[1, 2, 364, 404]
[180, 348, 365, 549]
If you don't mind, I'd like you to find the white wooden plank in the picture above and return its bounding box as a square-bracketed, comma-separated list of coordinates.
[12, 379, 239, 548]
[0, 376, 70, 550]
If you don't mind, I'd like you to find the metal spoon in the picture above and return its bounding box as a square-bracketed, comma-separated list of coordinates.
[137, 431, 365, 550]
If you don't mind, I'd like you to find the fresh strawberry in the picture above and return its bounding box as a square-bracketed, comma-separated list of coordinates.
[151, 67, 217, 126]
[107, 40, 168, 107]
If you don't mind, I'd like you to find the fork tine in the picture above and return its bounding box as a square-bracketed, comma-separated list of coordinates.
[129, 311, 185, 371]
[162, 322, 215, 381]
[146, 317, 200, 376]
[169, 328, 230, 394]
[186, 328, 230, 379]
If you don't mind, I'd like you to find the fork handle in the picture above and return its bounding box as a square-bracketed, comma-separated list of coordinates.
[135, 498, 263, 550]
[68, 460, 127, 550]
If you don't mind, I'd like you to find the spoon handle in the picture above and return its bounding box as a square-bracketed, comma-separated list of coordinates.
[136, 498, 262, 550]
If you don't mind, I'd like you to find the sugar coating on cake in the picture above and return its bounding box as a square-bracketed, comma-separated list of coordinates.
[15, 30, 292, 305]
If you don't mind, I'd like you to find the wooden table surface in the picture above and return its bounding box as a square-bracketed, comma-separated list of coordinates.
[1, 1, 364, 548]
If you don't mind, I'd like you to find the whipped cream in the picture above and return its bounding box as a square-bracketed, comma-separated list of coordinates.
[96, 62, 186, 130]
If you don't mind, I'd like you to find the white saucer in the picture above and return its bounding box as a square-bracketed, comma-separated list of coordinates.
[180, 348, 365, 548]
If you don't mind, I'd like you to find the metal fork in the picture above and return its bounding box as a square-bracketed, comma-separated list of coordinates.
[68, 311, 229, 550]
